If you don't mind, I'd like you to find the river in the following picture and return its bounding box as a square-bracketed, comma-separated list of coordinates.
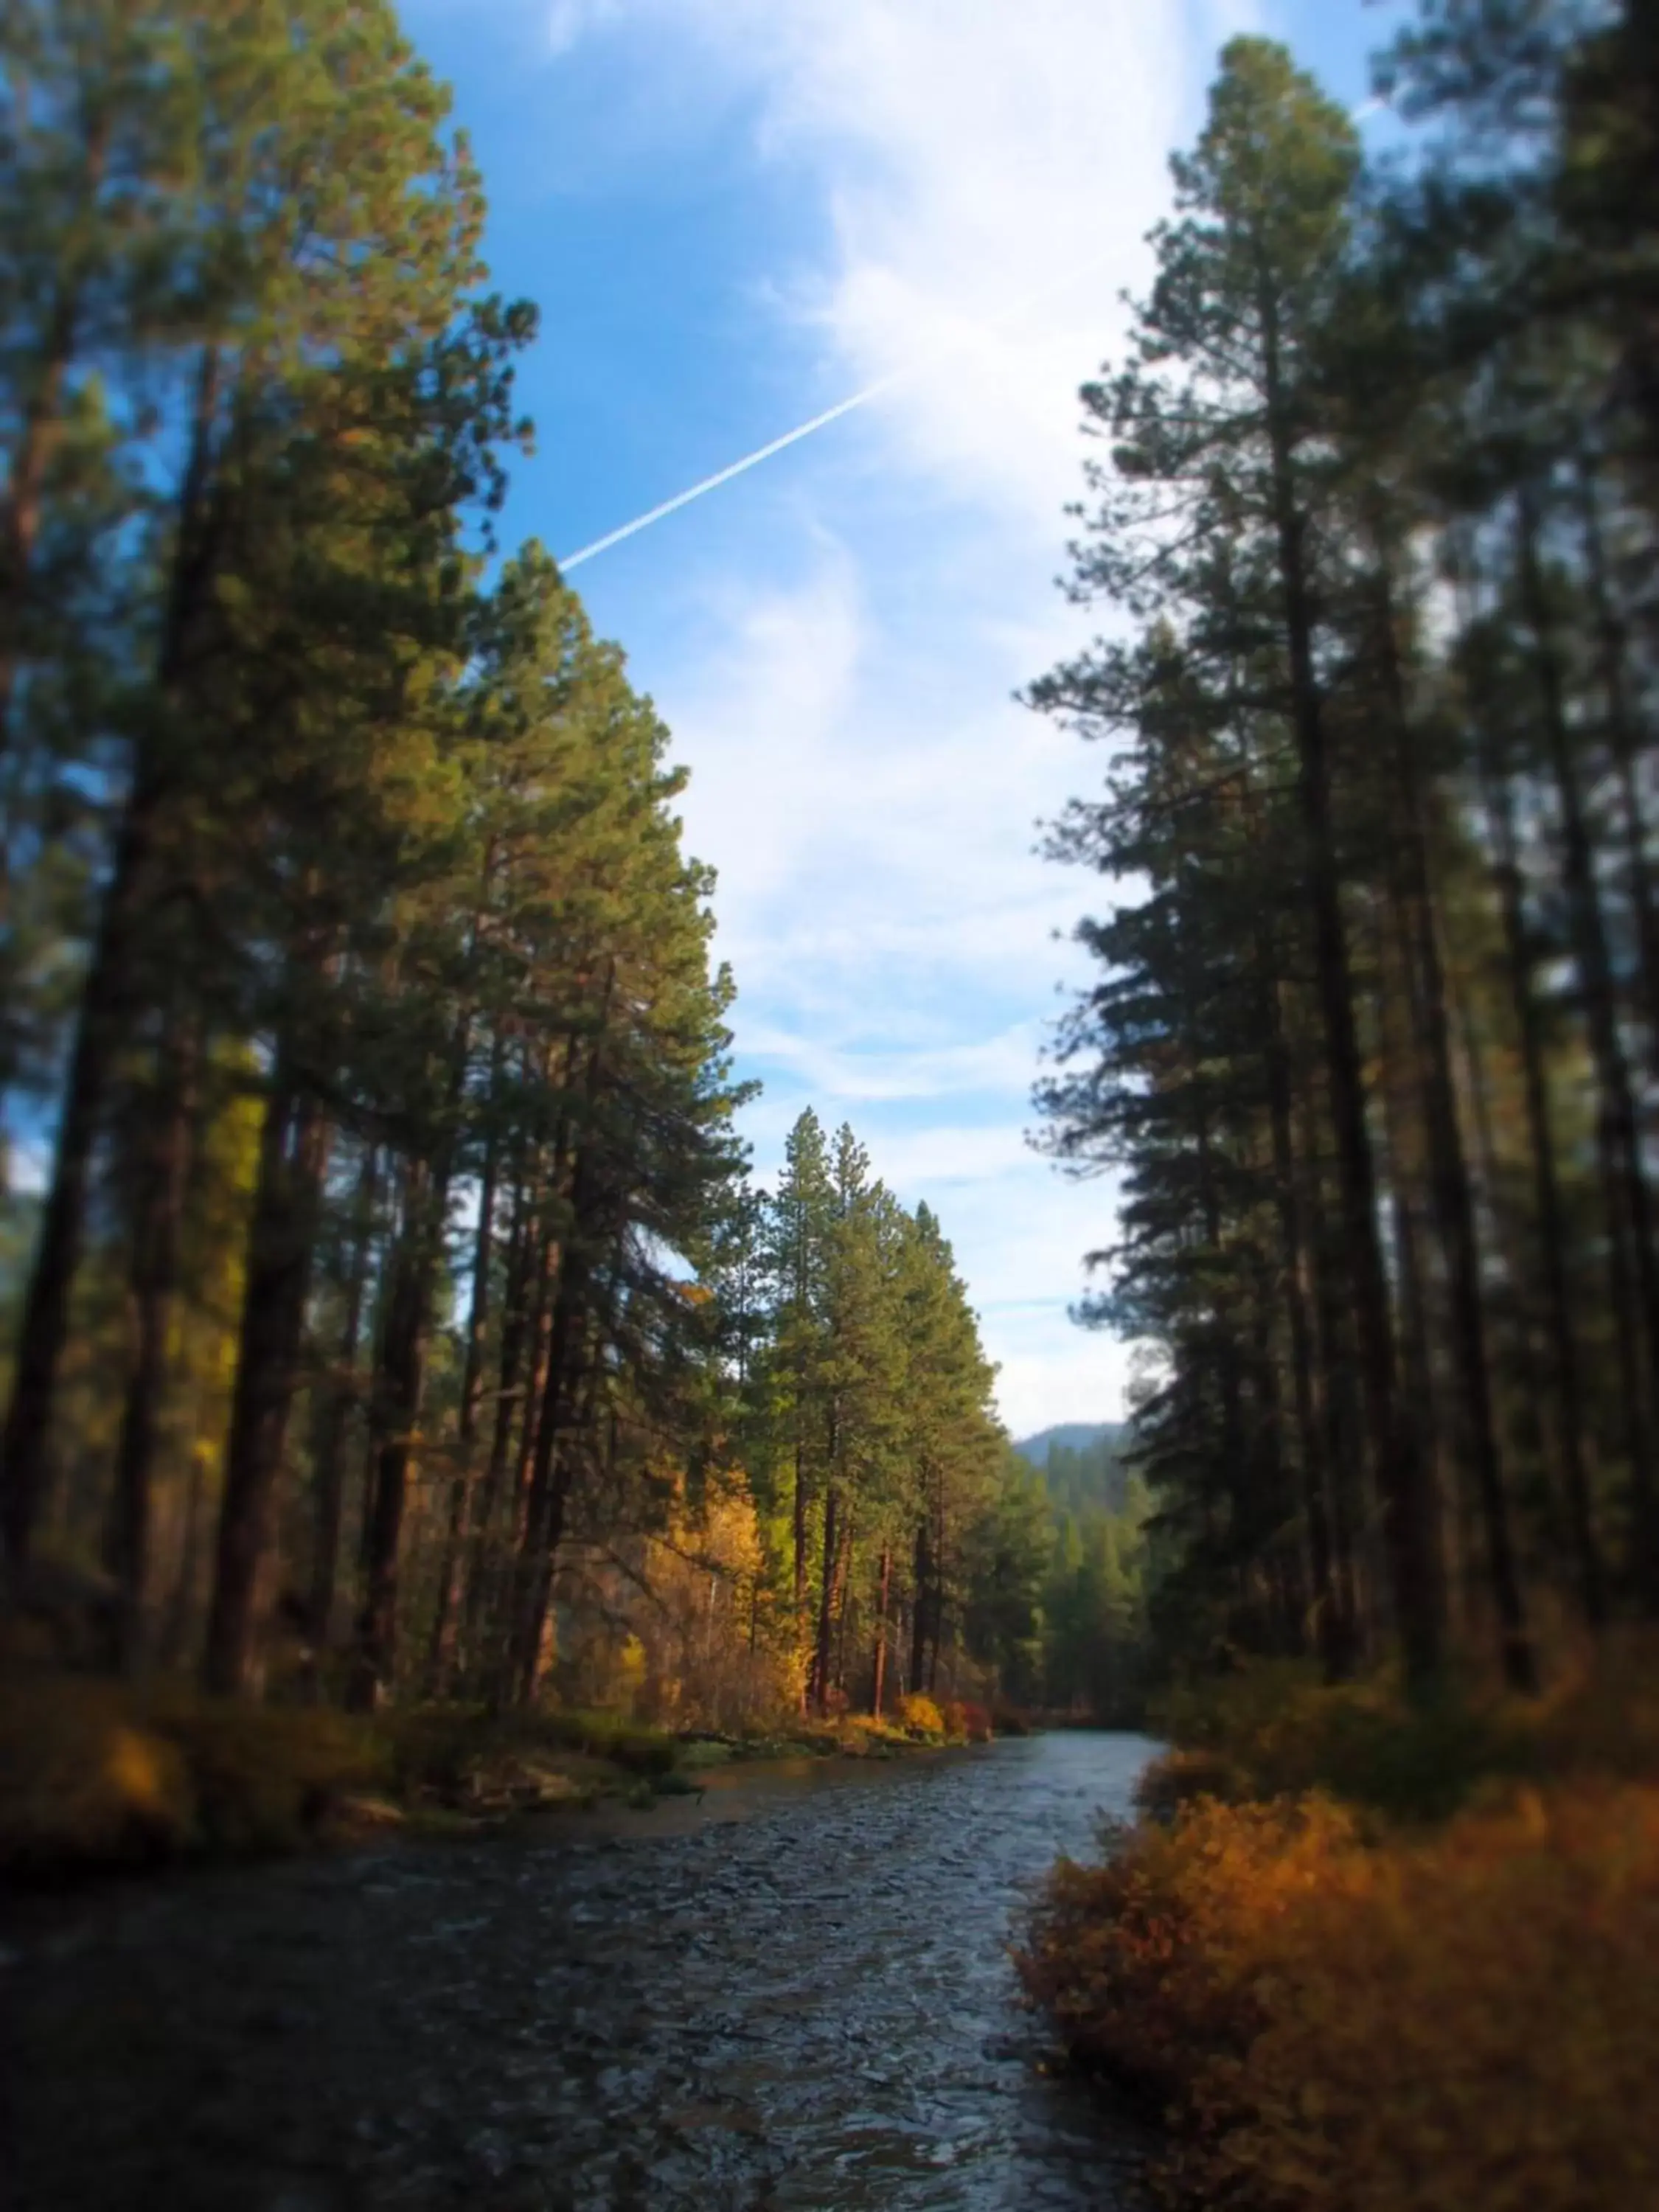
[3, 1729, 1156, 2211]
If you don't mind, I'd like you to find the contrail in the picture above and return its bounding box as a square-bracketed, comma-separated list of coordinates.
[560, 90, 1388, 576]
[560, 372, 906, 570]
[558, 254, 1119, 573]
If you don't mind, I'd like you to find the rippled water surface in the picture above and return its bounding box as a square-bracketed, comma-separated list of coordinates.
[6, 1731, 1157, 2211]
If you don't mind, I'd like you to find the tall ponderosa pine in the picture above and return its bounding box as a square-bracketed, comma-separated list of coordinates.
[1037, 10, 1659, 1688]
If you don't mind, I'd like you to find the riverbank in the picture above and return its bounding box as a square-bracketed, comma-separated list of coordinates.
[1017, 1649, 1659, 2212]
[0, 1670, 1004, 1882]
[4, 1730, 1156, 2211]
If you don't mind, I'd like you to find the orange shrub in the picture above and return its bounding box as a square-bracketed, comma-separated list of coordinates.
[1018, 1786, 1659, 2212]
[942, 1699, 993, 1743]
[1019, 1795, 1363, 2113]
[1134, 1745, 1248, 1820]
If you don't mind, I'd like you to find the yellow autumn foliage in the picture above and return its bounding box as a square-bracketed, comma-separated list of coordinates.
[1020, 1783, 1659, 2212]
[896, 1691, 946, 1739]
[0, 1674, 383, 1870]
[0, 1677, 193, 1869]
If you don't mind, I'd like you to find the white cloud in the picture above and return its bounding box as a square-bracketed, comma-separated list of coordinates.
[527, 0, 1242, 1427]
[545, 0, 623, 55]
[735, 1020, 1046, 1109]
[546, 0, 1221, 537]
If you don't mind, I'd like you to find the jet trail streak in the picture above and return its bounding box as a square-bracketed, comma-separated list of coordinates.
[560, 372, 905, 570]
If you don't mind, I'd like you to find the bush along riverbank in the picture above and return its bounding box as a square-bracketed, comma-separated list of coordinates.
[1016, 1647, 1659, 2212]
[0, 1674, 1003, 1880]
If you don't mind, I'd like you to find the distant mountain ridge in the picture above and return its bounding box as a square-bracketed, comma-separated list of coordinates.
[1013, 1421, 1126, 1468]
[1013, 1421, 1136, 1522]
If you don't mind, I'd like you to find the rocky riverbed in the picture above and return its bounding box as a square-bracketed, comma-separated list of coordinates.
[2, 1730, 1157, 2211]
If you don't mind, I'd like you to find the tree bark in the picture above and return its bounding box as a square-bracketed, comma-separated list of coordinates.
[1257, 268, 1442, 1687]
[1477, 732, 1612, 1630]
[910, 1517, 931, 1698]
[1575, 458, 1659, 1077]
[425, 1099, 500, 1697]
[458, 1179, 534, 1689]
[348, 1152, 445, 1712]
[106, 1014, 198, 1672]
[1301, 1093, 1370, 1659]
[1260, 953, 1346, 1673]
[872, 1543, 892, 1717]
[307, 1147, 379, 1657]
[1, 344, 224, 1568]
[1520, 490, 1659, 1596]
[348, 990, 479, 1710]
[812, 1484, 840, 1713]
[1375, 566, 1535, 1691]
[1, 790, 157, 1565]
[832, 1503, 857, 1697]
[203, 1071, 330, 1696]
[504, 1253, 584, 1707]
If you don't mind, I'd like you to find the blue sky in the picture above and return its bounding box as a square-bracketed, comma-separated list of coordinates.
[400, 0, 1385, 1436]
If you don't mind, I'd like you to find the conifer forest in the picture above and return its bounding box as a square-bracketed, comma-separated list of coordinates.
[4, 5, 1659, 2211]
[0, 0, 1143, 1731]
[1032, 9, 1659, 1694]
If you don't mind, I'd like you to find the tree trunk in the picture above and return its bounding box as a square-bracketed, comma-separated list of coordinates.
[832, 1500, 857, 1700]
[1301, 1092, 1371, 1659]
[307, 1147, 379, 1657]
[1257, 270, 1441, 1687]
[872, 1543, 892, 1717]
[106, 1015, 198, 1672]
[1, 344, 224, 1568]
[1446, 952, 1562, 1567]
[1478, 734, 1612, 1630]
[505, 1179, 595, 1707]
[1, 790, 156, 1564]
[202, 1072, 330, 1696]
[1575, 457, 1659, 1076]
[811, 1487, 839, 1714]
[1376, 566, 1535, 1690]
[458, 1180, 534, 1689]
[1194, 1094, 1251, 1624]
[425, 1094, 501, 1697]
[1520, 490, 1659, 1594]
[1260, 953, 1346, 1673]
[349, 990, 480, 1709]
[1377, 1032, 1448, 1629]
[910, 1518, 931, 1699]
[159, 1443, 207, 1669]
[791, 1429, 810, 1711]
[491, 1216, 558, 1687]
[349, 1153, 443, 1713]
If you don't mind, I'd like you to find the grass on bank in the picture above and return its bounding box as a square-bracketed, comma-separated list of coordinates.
[0, 1678, 699, 1875]
[0, 1672, 1001, 1877]
[1017, 1642, 1659, 2212]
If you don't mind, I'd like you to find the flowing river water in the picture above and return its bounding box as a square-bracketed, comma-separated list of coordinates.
[3, 1730, 1157, 2211]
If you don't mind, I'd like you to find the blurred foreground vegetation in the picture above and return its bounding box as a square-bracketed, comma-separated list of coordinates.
[1020, 1648, 1659, 2211]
